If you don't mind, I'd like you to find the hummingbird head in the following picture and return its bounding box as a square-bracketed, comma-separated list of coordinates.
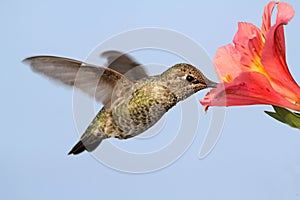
[161, 63, 217, 101]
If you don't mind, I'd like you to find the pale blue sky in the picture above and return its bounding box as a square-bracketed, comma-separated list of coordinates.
[1, 0, 300, 199]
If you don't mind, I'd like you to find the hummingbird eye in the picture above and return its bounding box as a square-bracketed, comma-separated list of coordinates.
[186, 75, 195, 82]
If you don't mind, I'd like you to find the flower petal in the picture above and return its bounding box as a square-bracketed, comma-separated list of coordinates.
[261, 1, 277, 38]
[261, 2, 300, 99]
[232, 22, 265, 74]
[200, 72, 300, 111]
[233, 22, 264, 57]
[276, 2, 295, 24]
[213, 44, 242, 81]
[214, 22, 265, 82]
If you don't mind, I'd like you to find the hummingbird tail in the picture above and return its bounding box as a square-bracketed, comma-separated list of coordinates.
[68, 138, 103, 155]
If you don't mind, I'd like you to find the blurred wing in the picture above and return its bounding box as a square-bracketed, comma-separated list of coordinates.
[23, 56, 133, 109]
[101, 50, 148, 80]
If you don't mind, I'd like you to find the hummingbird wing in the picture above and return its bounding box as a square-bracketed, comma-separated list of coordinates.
[101, 50, 148, 80]
[23, 56, 133, 109]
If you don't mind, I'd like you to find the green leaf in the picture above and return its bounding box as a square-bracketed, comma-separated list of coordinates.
[265, 111, 286, 124]
[264, 106, 300, 129]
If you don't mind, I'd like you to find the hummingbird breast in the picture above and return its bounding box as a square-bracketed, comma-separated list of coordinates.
[112, 80, 178, 138]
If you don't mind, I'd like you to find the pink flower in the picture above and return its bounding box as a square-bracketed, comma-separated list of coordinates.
[200, 1, 300, 111]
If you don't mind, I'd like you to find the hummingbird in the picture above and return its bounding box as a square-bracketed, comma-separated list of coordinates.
[23, 51, 217, 155]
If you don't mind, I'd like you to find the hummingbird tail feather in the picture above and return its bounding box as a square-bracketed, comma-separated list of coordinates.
[68, 138, 103, 155]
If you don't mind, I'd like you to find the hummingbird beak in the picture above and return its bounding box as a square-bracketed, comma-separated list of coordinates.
[205, 79, 218, 88]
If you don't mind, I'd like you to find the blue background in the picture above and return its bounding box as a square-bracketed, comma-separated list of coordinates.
[1, 0, 300, 199]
